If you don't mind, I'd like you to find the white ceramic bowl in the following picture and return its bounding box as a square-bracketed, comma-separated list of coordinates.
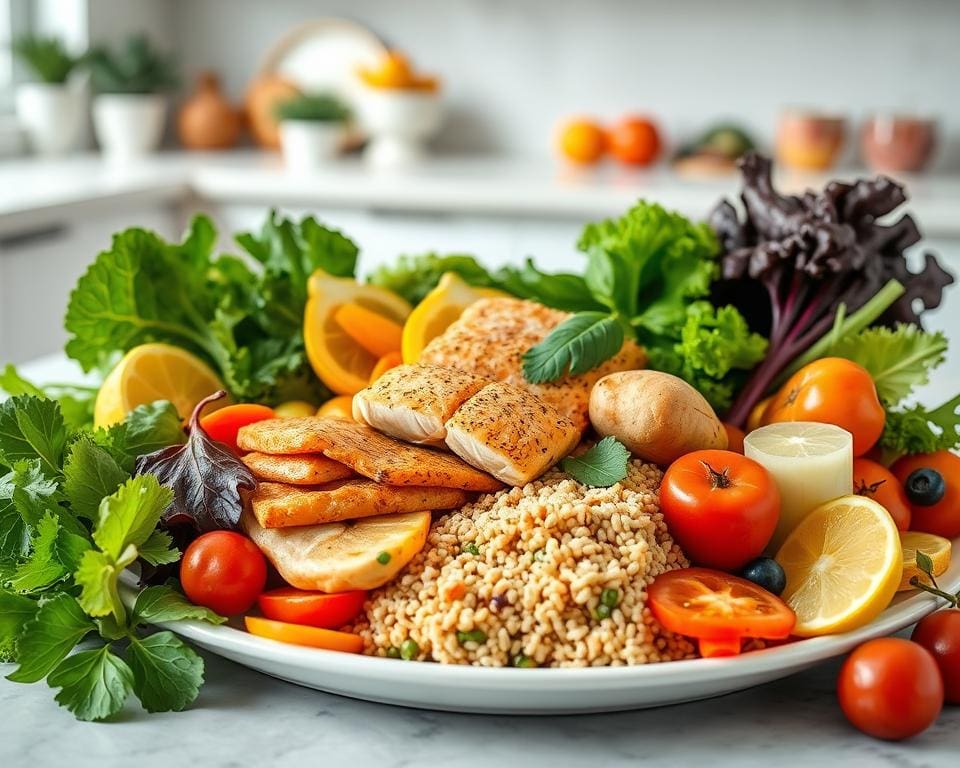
[355, 89, 443, 168]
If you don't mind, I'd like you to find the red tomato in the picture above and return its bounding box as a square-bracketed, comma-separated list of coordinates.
[837, 638, 943, 740]
[200, 404, 276, 453]
[853, 458, 911, 531]
[648, 568, 796, 657]
[181, 531, 267, 615]
[258, 588, 366, 629]
[912, 609, 960, 704]
[660, 450, 780, 571]
[722, 423, 746, 454]
[244, 616, 363, 653]
[608, 116, 661, 166]
[892, 451, 960, 538]
[764, 358, 885, 456]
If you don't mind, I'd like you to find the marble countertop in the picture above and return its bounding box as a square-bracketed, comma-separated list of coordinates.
[1, 634, 957, 768]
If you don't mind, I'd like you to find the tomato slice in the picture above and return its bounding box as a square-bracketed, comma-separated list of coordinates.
[200, 404, 276, 453]
[257, 588, 366, 629]
[244, 616, 364, 653]
[648, 568, 796, 657]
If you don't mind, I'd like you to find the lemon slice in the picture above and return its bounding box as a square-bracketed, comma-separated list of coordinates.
[304, 270, 412, 395]
[898, 531, 952, 592]
[401, 272, 507, 364]
[94, 343, 226, 429]
[776, 495, 902, 637]
[316, 395, 354, 421]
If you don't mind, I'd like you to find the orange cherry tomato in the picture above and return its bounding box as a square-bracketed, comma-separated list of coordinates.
[607, 116, 661, 166]
[722, 423, 746, 454]
[764, 358, 885, 456]
[660, 450, 780, 571]
[181, 531, 267, 616]
[245, 616, 364, 653]
[837, 638, 943, 741]
[892, 451, 960, 538]
[257, 588, 366, 629]
[200, 403, 275, 453]
[558, 119, 606, 165]
[853, 458, 911, 531]
[648, 568, 796, 657]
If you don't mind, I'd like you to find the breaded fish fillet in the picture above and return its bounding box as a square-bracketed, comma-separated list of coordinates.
[249, 480, 470, 527]
[241, 452, 354, 485]
[444, 381, 580, 486]
[236, 417, 502, 492]
[419, 297, 646, 432]
[352, 364, 487, 446]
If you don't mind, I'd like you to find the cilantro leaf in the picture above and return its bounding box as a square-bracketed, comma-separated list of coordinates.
[522, 313, 626, 384]
[0, 589, 38, 662]
[561, 437, 631, 487]
[47, 645, 133, 721]
[831, 324, 948, 406]
[0, 460, 62, 561]
[137, 530, 180, 566]
[63, 436, 128, 521]
[128, 631, 204, 713]
[6, 594, 95, 683]
[133, 584, 226, 625]
[879, 394, 960, 458]
[92, 475, 173, 562]
[0, 396, 67, 477]
[75, 550, 121, 619]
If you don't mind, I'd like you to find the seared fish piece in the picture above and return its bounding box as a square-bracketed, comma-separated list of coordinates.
[444, 381, 580, 486]
[241, 452, 354, 486]
[352, 364, 487, 446]
[236, 417, 502, 492]
[250, 479, 470, 528]
[420, 297, 646, 432]
[242, 508, 430, 592]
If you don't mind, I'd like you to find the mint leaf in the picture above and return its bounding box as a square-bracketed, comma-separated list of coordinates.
[137, 530, 180, 566]
[522, 312, 625, 384]
[561, 437, 631, 487]
[133, 584, 226, 625]
[0, 589, 38, 662]
[47, 645, 133, 721]
[128, 631, 204, 712]
[0, 396, 67, 477]
[75, 550, 121, 620]
[6, 594, 95, 683]
[93, 475, 172, 561]
[63, 435, 128, 521]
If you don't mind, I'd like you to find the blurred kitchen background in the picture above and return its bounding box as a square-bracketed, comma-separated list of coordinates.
[0, 0, 958, 372]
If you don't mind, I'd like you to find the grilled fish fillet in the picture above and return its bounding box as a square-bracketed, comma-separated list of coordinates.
[444, 381, 580, 486]
[241, 452, 354, 486]
[419, 297, 646, 432]
[249, 479, 470, 528]
[352, 364, 487, 446]
[236, 417, 502, 492]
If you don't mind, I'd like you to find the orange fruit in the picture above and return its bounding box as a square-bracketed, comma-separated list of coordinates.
[608, 116, 661, 166]
[558, 119, 606, 165]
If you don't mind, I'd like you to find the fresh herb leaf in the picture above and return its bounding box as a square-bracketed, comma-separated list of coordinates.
[100, 401, 186, 472]
[367, 252, 497, 305]
[132, 584, 226, 625]
[136, 530, 180, 566]
[0, 396, 67, 477]
[128, 631, 204, 713]
[63, 436, 128, 521]
[47, 645, 134, 721]
[0, 365, 97, 432]
[6, 594, 95, 683]
[522, 312, 626, 384]
[134, 391, 256, 532]
[0, 589, 38, 662]
[75, 550, 122, 620]
[561, 437, 630, 487]
[916, 550, 935, 578]
[879, 394, 960, 458]
[92, 475, 173, 562]
[8, 512, 88, 594]
[0, 460, 61, 560]
[495, 259, 604, 312]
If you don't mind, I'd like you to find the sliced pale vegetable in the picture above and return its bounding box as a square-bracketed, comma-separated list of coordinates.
[94, 342, 226, 428]
[334, 302, 404, 359]
[369, 351, 403, 383]
[776, 495, 902, 637]
[244, 616, 363, 653]
[898, 531, 952, 592]
[273, 400, 317, 419]
[401, 272, 507, 364]
[304, 270, 411, 395]
[316, 395, 354, 420]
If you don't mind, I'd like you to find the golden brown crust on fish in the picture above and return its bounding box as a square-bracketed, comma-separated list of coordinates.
[241, 452, 355, 485]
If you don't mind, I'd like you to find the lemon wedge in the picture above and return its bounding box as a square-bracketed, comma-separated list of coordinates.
[304, 270, 411, 395]
[94, 343, 226, 429]
[316, 395, 355, 421]
[401, 272, 507, 364]
[898, 531, 952, 592]
[776, 495, 902, 637]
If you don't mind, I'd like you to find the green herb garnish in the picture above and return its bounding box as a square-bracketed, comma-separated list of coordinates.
[561, 437, 630, 488]
[462, 543, 480, 556]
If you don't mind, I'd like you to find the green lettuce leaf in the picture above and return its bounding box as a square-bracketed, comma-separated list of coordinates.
[0, 396, 67, 477]
[367, 252, 498, 305]
[879, 394, 960, 459]
[63, 436, 128, 521]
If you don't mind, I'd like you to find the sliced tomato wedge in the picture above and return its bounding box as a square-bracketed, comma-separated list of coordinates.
[648, 568, 796, 657]
[244, 616, 364, 653]
[257, 588, 366, 629]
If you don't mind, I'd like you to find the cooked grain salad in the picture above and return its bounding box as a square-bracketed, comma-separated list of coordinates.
[351, 460, 697, 666]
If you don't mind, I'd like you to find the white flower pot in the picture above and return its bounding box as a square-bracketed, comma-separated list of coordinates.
[279, 121, 345, 170]
[15, 82, 85, 156]
[92, 94, 167, 158]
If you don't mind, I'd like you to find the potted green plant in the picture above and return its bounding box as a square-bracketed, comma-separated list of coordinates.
[275, 93, 351, 169]
[86, 35, 179, 157]
[13, 36, 84, 155]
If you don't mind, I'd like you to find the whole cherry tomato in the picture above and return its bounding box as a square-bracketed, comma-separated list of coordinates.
[892, 451, 960, 538]
[912, 609, 960, 704]
[837, 638, 943, 741]
[764, 358, 885, 456]
[181, 531, 268, 615]
[200, 403, 275, 453]
[607, 116, 661, 166]
[853, 458, 911, 531]
[660, 450, 780, 571]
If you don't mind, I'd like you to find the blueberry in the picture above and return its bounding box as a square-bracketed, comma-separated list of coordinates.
[740, 557, 786, 596]
[905, 468, 946, 507]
